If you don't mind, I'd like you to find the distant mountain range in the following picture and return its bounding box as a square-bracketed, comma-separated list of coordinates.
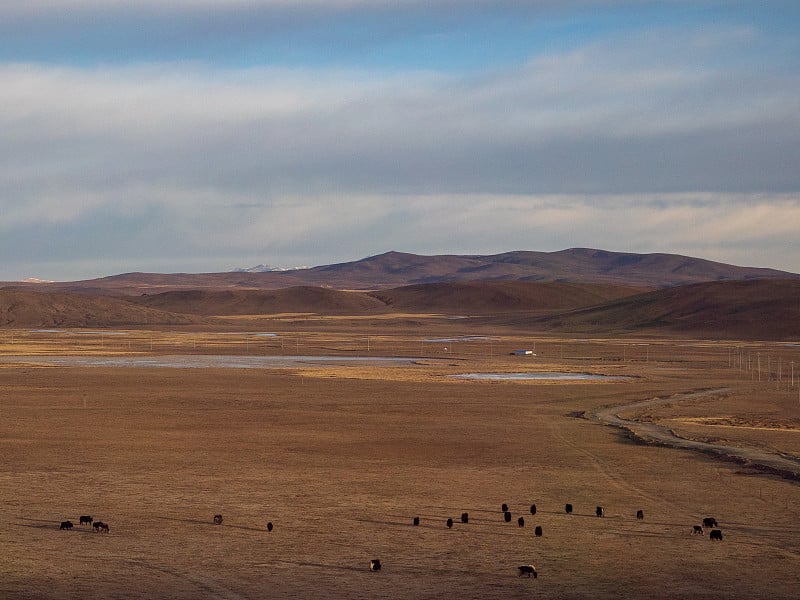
[6, 248, 798, 294]
[2, 249, 798, 339]
[233, 264, 308, 273]
[2, 278, 799, 340]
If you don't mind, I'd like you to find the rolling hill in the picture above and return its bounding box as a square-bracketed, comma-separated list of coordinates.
[0, 290, 198, 328]
[496, 279, 800, 339]
[367, 281, 644, 314]
[131, 281, 644, 317]
[1, 249, 798, 339]
[134, 287, 387, 316]
[5, 248, 797, 294]
[301, 248, 799, 289]
[3, 279, 797, 340]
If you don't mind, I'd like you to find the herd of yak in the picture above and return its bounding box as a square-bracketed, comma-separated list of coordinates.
[58, 503, 724, 579]
[410, 503, 724, 578]
[58, 515, 108, 533]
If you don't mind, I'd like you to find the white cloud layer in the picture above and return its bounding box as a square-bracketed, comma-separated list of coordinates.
[0, 16, 798, 280]
[2, 190, 798, 281]
[2, 26, 797, 201]
[0, 1, 675, 15]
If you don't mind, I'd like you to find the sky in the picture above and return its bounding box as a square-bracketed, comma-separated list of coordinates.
[1, 0, 799, 281]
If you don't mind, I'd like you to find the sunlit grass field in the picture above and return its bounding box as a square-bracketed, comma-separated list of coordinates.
[2, 326, 799, 598]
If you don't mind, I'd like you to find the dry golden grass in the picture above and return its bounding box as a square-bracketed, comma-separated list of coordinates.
[1, 326, 799, 599]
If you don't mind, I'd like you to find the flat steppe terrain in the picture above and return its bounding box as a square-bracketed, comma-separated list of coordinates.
[2, 326, 799, 599]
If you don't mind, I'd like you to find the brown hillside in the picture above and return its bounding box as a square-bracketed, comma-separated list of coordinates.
[133, 281, 644, 317]
[6, 248, 797, 294]
[0, 290, 197, 328]
[514, 279, 800, 340]
[297, 248, 800, 288]
[368, 281, 645, 314]
[133, 287, 387, 316]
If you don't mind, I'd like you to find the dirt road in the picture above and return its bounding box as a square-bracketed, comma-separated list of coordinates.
[592, 389, 800, 481]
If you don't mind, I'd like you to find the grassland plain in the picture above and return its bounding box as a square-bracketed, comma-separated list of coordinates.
[1, 329, 799, 599]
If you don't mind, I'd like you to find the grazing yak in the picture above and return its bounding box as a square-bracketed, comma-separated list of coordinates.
[517, 565, 537, 578]
[692, 525, 704, 535]
[596, 506, 604, 517]
[504, 511, 512, 523]
[369, 559, 382, 571]
[703, 517, 718, 528]
[79, 515, 93, 526]
[59, 521, 73, 530]
[530, 504, 537, 515]
[710, 529, 723, 541]
[501, 503, 509, 513]
[461, 512, 469, 524]
[517, 516, 525, 527]
[93, 521, 109, 533]
[213, 514, 223, 525]
[534, 525, 543, 537]
[636, 510, 644, 520]
[413, 516, 420, 526]
[446, 518, 453, 529]
[266, 522, 273, 532]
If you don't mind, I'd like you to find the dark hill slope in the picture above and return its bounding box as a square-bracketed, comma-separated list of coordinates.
[511, 279, 800, 339]
[134, 287, 387, 316]
[0, 291, 197, 328]
[368, 281, 645, 314]
[134, 282, 644, 317]
[298, 248, 799, 288]
[7, 248, 796, 294]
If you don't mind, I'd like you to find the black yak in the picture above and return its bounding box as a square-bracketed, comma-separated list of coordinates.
[517, 565, 537, 578]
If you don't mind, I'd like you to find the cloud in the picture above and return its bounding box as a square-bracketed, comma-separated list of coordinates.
[1, 190, 798, 280]
[0, 1, 687, 16]
[2, 22, 797, 210]
[0, 14, 798, 279]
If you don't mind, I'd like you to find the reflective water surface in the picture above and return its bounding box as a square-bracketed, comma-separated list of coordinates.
[451, 372, 633, 381]
[0, 355, 431, 369]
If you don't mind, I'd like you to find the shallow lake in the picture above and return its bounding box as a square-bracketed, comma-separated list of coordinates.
[450, 372, 633, 381]
[0, 355, 431, 369]
[29, 330, 130, 335]
[423, 336, 498, 343]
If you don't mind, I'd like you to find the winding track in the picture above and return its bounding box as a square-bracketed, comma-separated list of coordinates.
[546, 418, 675, 510]
[591, 389, 800, 481]
[122, 558, 251, 600]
